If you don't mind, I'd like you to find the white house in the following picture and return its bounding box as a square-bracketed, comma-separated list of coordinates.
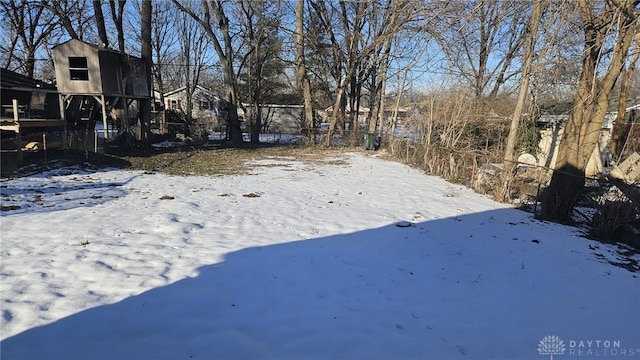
[163, 85, 224, 123]
[318, 104, 411, 129]
[253, 104, 305, 134]
[537, 101, 640, 177]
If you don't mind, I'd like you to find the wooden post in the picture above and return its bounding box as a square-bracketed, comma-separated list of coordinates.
[12, 99, 22, 163]
[122, 98, 130, 136]
[42, 133, 47, 162]
[59, 94, 68, 150]
[100, 95, 108, 139]
[162, 109, 167, 134]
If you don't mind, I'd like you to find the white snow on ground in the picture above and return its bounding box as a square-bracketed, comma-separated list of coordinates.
[1, 152, 639, 360]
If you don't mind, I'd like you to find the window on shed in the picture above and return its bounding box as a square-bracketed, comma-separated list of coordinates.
[69, 56, 89, 81]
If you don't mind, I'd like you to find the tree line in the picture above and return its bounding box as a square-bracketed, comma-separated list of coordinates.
[1, 0, 639, 223]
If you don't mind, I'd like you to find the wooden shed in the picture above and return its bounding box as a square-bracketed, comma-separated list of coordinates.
[52, 39, 150, 139]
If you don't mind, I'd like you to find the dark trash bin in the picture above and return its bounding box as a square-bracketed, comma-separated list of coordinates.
[363, 133, 379, 150]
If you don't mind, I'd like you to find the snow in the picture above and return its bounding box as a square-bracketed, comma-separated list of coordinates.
[1, 151, 639, 360]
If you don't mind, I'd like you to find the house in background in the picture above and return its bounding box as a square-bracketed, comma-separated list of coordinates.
[536, 101, 640, 177]
[250, 104, 305, 134]
[317, 104, 410, 131]
[163, 86, 309, 135]
[610, 101, 640, 162]
[537, 117, 613, 177]
[163, 86, 224, 122]
[52, 38, 150, 139]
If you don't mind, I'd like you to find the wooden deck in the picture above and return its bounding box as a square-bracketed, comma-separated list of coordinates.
[0, 118, 67, 132]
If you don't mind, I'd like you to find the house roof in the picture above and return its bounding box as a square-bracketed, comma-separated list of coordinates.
[321, 105, 410, 114]
[52, 38, 143, 60]
[540, 102, 574, 115]
[163, 85, 221, 98]
[626, 102, 640, 112]
[0, 68, 57, 93]
[539, 98, 640, 116]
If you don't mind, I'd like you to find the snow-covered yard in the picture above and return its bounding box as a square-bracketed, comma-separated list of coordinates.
[1, 152, 638, 359]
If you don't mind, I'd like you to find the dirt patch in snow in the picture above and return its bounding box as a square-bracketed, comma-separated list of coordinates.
[117, 145, 353, 176]
[9, 144, 358, 178]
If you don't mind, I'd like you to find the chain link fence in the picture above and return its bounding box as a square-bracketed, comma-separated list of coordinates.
[0, 130, 114, 177]
[384, 136, 639, 248]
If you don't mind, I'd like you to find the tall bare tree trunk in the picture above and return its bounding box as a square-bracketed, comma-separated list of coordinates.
[540, 1, 638, 222]
[139, 0, 152, 145]
[172, 0, 243, 146]
[93, 0, 109, 47]
[369, 36, 392, 134]
[212, 1, 242, 146]
[3, 35, 18, 69]
[321, 1, 366, 146]
[50, 0, 79, 40]
[109, 0, 127, 53]
[612, 33, 640, 161]
[498, 0, 545, 202]
[389, 69, 408, 140]
[325, 76, 349, 146]
[295, 0, 315, 144]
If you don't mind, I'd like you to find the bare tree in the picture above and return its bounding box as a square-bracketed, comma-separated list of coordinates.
[93, 0, 109, 47]
[295, 0, 315, 143]
[139, 0, 152, 144]
[1, 0, 58, 77]
[172, 0, 243, 146]
[108, 0, 127, 53]
[128, 0, 178, 119]
[49, 0, 95, 41]
[301, 6, 338, 110]
[365, 0, 396, 134]
[0, 6, 20, 69]
[498, 0, 546, 202]
[236, 0, 284, 143]
[387, 40, 429, 139]
[176, 10, 210, 126]
[540, 0, 639, 222]
[611, 33, 640, 161]
[49, 0, 79, 39]
[149, 1, 178, 113]
[308, 0, 416, 145]
[308, 0, 350, 141]
[88, 0, 127, 52]
[429, 0, 528, 101]
[531, 5, 583, 106]
[364, 0, 422, 135]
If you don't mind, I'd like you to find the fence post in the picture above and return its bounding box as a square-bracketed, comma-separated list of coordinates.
[12, 99, 22, 163]
[406, 139, 409, 162]
[43, 133, 47, 162]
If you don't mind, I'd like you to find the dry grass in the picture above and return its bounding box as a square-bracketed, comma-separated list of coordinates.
[117, 144, 355, 176]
